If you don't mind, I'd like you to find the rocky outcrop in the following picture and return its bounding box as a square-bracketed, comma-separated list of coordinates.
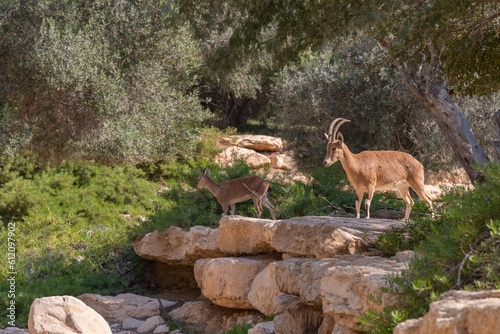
[130, 215, 409, 333]
[78, 293, 175, 322]
[29, 216, 499, 334]
[133, 225, 225, 265]
[220, 135, 284, 152]
[394, 290, 500, 334]
[28, 296, 112, 334]
[271, 216, 403, 258]
[217, 216, 278, 255]
[134, 216, 403, 265]
[194, 256, 279, 309]
[318, 255, 406, 330]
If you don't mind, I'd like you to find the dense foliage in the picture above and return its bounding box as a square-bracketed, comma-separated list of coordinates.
[363, 163, 500, 333]
[0, 0, 207, 164]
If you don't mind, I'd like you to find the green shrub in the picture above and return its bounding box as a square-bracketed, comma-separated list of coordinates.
[363, 163, 500, 333]
[0, 158, 166, 327]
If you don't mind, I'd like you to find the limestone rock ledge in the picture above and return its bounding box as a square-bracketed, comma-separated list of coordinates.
[394, 290, 500, 334]
[133, 216, 404, 265]
[133, 225, 225, 265]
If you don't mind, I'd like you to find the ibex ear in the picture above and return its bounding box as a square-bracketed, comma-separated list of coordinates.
[324, 133, 329, 140]
[337, 132, 344, 145]
[205, 168, 210, 177]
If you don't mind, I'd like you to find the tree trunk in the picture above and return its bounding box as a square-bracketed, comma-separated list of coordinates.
[390, 48, 491, 184]
[493, 110, 500, 162]
[425, 85, 490, 183]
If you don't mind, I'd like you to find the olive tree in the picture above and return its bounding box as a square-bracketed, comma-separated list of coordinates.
[179, 0, 500, 183]
[0, 0, 207, 164]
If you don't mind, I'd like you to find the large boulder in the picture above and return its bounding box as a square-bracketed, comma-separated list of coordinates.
[221, 135, 284, 152]
[217, 216, 278, 255]
[271, 216, 403, 258]
[194, 256, 278, 309]
[169, 300, 266, 334]
[394, 290, 500, 334]
[28, 296, 112, 334]
[248, 265, 281, 316]
[78, 293, 175, 322]
[216, 147, 271, 167]
[133, 226, 225, 265]
[319, 254, 408, 330]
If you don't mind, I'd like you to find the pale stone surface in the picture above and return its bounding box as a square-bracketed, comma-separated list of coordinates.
[217, 216, 278, 255]
[28, 296, 112, 334]
[248, 265, 281, 316]
[269, 258, 310, 297]
[137, 315, 165, 333]
[78, 293, 175, 322]
[273, 294, 323, 334]
[133, 226, 224, 265]
[269, 153, 293, 170]
[216, 147, 271, 167]
[221, 135, 283, 152]
[169, 300, 266, 334]
[153, 324, 171, 333]
[319, 255, 407, 330]
[300, 259, 342, 306]
[393, 250, 416, 262]
[394, 290, 500, 334]
[122, 317, 145, 329]
[194, 257, 276, 309]
[248, 321, 275, 334]
[271, 216, 403, 258]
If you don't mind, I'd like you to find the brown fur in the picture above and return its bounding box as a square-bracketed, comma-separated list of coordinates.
[324, 120, 432, 220]
[197, 168, 275, 220]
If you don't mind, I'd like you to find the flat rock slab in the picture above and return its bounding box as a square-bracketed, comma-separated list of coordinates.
[271, 216, 403, 258]
[218, 216, 278, 255]
[78, 293, 176, 322]
[133, 226, 225, 265]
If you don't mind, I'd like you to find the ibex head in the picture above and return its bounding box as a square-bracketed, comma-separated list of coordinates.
[323, 118, 351, 167]
[197, 167, 210, 189]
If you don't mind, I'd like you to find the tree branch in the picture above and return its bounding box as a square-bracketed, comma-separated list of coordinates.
[425, 41, 439, 97]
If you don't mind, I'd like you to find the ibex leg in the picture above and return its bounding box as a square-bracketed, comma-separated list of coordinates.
[355, 190, 364, 219]
[262, 194, 276, 220]
[365, 186, 375, 219]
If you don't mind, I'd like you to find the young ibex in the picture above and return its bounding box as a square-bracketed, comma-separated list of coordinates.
[323, 118, 432, 221]
[197, 168, 276, 220]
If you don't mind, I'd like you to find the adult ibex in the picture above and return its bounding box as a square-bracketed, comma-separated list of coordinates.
[323, 118, 432, 221]
[197, 168, 276, 220]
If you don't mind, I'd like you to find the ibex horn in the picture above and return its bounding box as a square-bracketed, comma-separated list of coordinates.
[327, 118, 351, 142]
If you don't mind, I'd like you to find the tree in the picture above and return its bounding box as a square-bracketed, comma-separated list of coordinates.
[0, 0, 207, 164]
[179, 0, 500, 183]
